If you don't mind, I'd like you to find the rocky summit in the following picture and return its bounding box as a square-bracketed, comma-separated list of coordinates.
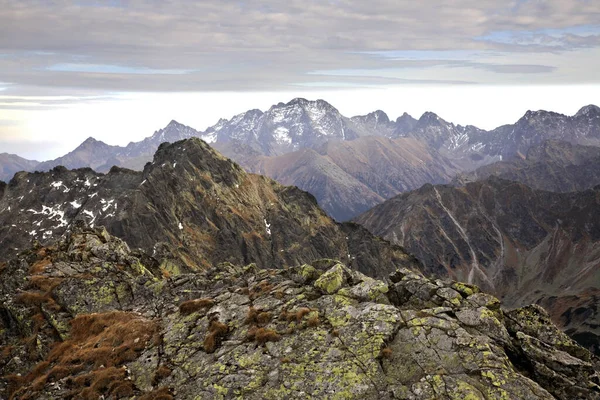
[0, 138, 415, 278]
[2, 225, 600, 399]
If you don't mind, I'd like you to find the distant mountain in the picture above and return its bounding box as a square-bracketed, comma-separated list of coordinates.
[36, 120, 211, 172]
[240, 136, 459, 220]
[0, 138, 416, 278]
[453, 140, 600, 192]
[356, 177, 600, 352]
[35, 137, 124, 171]
[0, 153, 38, 182]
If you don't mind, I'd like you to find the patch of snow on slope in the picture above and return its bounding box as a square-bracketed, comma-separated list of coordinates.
[274, 127, 291, 144]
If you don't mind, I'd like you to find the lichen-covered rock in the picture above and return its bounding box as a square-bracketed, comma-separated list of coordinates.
[1, 227, 599, 399]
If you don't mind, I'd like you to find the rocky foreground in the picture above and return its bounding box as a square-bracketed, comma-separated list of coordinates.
[1, 225, 600, 399]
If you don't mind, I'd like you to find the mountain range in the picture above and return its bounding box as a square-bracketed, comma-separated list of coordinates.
[3, 99, 600, 221]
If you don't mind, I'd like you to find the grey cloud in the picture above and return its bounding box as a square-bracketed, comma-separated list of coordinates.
[0, 0, 599, 94]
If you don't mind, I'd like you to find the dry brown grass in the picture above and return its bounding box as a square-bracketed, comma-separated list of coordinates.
[287, 307, 311, 323]
[29, 258, 52, 274]
[178, 298, 214, 315]
[380, 347, 393, 359]
[138, 387, 174, 400]
[251, 328, 281, 346]
[256, 312, 272, 325]
[28, 276, 63, 293]
[7, 311, 159, 399]
[152, 365, 172, 386]
[307, 315, 320, 327]
[331, 329, 340, 337]
[204, 319, 229, 353]
[244, 306, 259, 324]
[15, 291, 50, 307]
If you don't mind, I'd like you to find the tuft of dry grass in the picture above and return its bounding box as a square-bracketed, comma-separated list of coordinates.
[256, 312, 272, 325]
[138, 387, 174, 400]
[244, 306, 259, 325]
[254, 328, 281, 346]
[15, 291, 50, 307]
[152, 365, 172, 385]
[28, 276, 63, 293]
[307, 315, 320, 327]
[287, 307, 311, 323]
[381, 347, 393, 359]
[204, 319, 229, 353]
[29, 258, 51, 274]
[178, 298, 214, 315]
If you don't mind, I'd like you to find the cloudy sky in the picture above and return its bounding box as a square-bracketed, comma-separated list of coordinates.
[1, 0, 600, 160]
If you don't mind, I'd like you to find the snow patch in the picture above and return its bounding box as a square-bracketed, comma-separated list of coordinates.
[70, 200, 82, 209]
[264, 219, 271, 235]
[273, 126, 291, 144]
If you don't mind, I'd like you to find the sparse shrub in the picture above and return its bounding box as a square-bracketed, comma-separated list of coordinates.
[280, 357, 291, 363]
[331, 329, 340, 337]
[274, 290, 284, 299]
[178, 298, 214, 315]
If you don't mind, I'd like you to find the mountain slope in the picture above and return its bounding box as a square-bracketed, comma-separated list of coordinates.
[35, 137, 124, 171]
[1, 225, 598, 399]
[0, 138, 416, 278]
[356, 178, 600, 351]
[454, 140, 600, 192]
[0, 153, 38, 181]
[241, 136, 459, 220]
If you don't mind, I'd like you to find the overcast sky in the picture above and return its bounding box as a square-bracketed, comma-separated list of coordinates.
[1, 0, 600, 160]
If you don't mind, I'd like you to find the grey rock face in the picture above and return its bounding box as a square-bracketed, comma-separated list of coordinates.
[1, 227, 599, 399]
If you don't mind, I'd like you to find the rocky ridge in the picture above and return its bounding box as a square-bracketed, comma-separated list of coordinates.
[453, 140, 600, 192]
[0, 138, 416, 278]
[1, 225, 599, 399]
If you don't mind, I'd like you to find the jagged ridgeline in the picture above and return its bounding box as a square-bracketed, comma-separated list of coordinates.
[1, 226, 599, 399]
[0, 138, 416, 277]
